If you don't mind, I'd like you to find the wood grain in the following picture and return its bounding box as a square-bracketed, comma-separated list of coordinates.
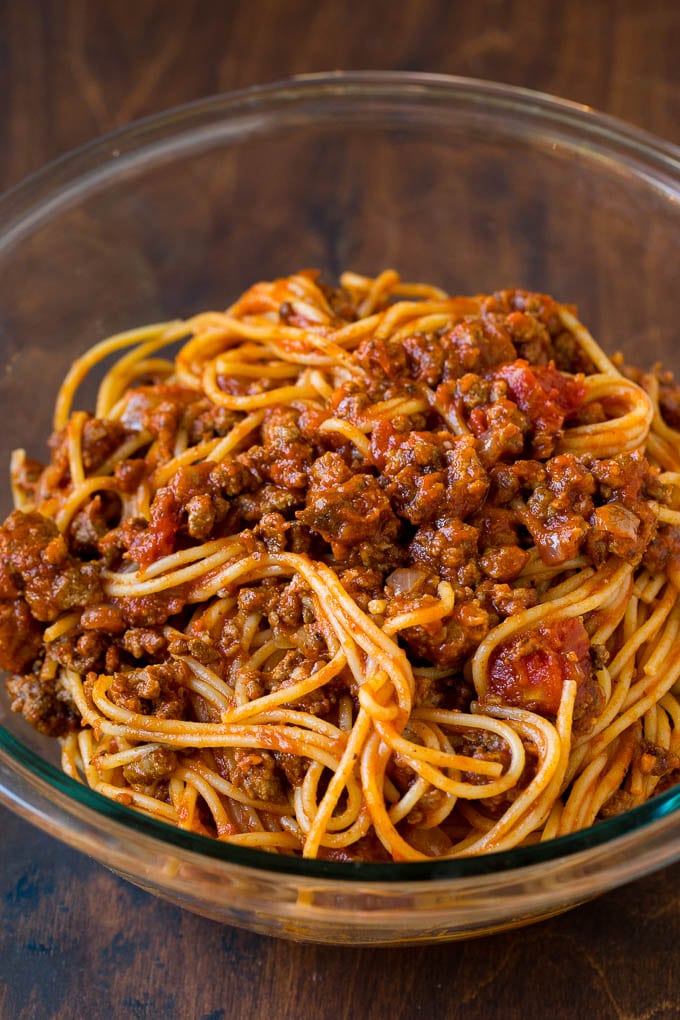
[1, 1, 680, 1017]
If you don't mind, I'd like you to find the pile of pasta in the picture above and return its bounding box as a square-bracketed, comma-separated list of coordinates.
[7, 269, 680, 861]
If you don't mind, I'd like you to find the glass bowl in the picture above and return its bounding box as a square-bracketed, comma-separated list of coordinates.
[2, 71, 680, 946]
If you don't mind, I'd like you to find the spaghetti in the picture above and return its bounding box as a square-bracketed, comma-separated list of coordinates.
[3, 268, 680, 862]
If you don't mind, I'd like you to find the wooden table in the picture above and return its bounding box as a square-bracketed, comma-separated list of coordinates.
[1, 2, 680, 1017]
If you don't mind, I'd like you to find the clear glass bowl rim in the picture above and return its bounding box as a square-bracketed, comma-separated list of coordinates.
[2, 70, 680, 884]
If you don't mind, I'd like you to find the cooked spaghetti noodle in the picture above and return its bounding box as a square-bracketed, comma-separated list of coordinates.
[3, 269, 680, 862]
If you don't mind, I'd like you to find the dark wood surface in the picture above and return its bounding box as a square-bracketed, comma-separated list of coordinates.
[2, 2, 680, 1017]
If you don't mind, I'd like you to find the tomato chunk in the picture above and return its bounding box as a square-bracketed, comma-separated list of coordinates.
[494, 359, 585, 454]
[487, 617, 591, 716]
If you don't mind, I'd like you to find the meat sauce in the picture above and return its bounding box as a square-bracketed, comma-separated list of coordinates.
[0, 281, 674, 809]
